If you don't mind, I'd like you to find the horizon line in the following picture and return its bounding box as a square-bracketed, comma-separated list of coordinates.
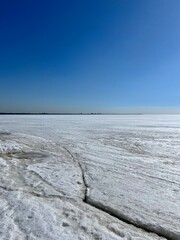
[0, 112, 180, 115]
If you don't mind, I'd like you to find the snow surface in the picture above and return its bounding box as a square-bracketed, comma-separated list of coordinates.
[0, 114, 180, 239]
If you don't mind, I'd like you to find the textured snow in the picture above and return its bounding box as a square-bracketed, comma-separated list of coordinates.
[0, 140, 24, 154]
[0, 115, 179, 239]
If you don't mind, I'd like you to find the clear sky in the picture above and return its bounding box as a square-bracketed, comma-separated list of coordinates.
[0, 0, 180, 113]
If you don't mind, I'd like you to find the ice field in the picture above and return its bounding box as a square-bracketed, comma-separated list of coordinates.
[0, 115, 180, 240]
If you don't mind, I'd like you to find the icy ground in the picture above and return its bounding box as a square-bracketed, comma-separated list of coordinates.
[0, 115, 180, 240]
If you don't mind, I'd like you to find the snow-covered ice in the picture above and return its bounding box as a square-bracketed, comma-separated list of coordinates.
[0, 114, 180, 239]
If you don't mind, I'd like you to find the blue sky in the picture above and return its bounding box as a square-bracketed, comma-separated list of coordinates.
[0, 0, 180, 113]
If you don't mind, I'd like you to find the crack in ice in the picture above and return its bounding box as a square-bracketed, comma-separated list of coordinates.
[62, 146, 170, 240]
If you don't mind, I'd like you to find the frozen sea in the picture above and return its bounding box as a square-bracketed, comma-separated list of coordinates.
[0, 114, 180, 240]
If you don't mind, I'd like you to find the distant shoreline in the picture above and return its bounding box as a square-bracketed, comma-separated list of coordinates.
[0, 113, 143, 115]
[0, 112, 180, 116]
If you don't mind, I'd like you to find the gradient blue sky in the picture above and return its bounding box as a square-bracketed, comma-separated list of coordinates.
[0, 0, 180, 113]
